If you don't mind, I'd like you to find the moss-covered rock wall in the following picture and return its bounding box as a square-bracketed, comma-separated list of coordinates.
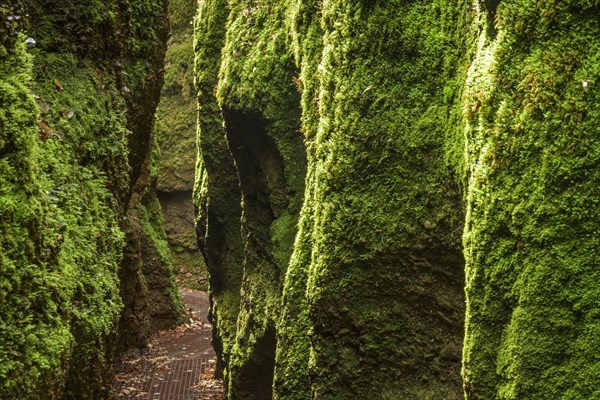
[0, 1, 182, 398]
[272, 3, 322, 398]
[195, 0, 306, 397]
[109, 0, 184, 349]
[195, 0, 600, 399]
[157, 0, 197, 192]
[154, 0, 207, 291]
[297, 1, 467, 398]
[195, 0, 465, 398]
[461, 1, 600, 398]
[194, 0, 244, 385]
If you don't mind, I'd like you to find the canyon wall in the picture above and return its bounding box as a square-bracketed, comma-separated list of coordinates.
[195, 0, 467, 398]
[155, 0, 207, 290]
[0, 1, 181, 398]
[461, 1, 600, 398]
[195, 0, 600, 399]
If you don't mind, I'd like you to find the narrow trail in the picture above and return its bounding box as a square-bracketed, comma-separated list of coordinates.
[110, 289, 223, 400]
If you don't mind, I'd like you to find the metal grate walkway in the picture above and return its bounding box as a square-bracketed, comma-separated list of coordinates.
[145, 357, 209, 400]
[111, 289, 222, 399]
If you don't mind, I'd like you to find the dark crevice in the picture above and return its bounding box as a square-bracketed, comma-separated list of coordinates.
[156, 189, 193, 201]
[232, 324, 277, 400]
[484, 0, 500, 37]
[485, 0, 500, 18]
[221, 109, 287, 398]
[223, 109, 288, 256]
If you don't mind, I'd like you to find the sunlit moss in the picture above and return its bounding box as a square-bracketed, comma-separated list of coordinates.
[0, 0, 179, 397]
[0, 39, 127, 400]
[462, 1, 600, 399]
[193, 0, 243, 387]
[194, 1, 600, 399]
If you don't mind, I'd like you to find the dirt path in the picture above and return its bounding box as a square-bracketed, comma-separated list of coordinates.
[110, 289, 223, 400]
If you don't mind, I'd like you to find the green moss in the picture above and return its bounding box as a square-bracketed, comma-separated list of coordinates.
[193, 0, 244, 383]
[138, 196, 185, 326]
[195, 0, 468, 398]
[462, 1, 600, 399]
[125, 0, 166, 54]
[195, 0, 600, 399]
[210, 1, 307, 398]
[139, 198, 173, 267]
[273, 2, 322, 398]
[155, 0, 196, 192]
[155, 94, 197, 190]
[292, 1, 468, 398]
[0, 34, 65, 399]
[270, 213, 296, 270]
[32, 52, 129, 400]
[162, 39, 195, 98]
[153, 0, 205, 295]
[0, 36, 127, 399]
[0, 0, 180, 397]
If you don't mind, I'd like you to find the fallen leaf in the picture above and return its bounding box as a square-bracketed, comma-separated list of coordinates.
[36, 120, 56, 141]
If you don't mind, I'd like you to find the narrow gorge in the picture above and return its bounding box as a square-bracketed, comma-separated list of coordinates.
[1, 0, 599, 399]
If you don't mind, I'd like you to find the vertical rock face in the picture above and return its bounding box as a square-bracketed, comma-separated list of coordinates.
[272, 2, 322, 399]
[194, 0, 243, 385]
[195, 0, 600, 399]
[156, 0, 197, 193]
[462, 1, 600, 399]
[195, 1, 306, 398]
[195, 0, 465, 398]
[154, 0, 207, 290]
[302, 1, 466, 398]
[108, 0, 184, 349]
[0, 0, 181, 398]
